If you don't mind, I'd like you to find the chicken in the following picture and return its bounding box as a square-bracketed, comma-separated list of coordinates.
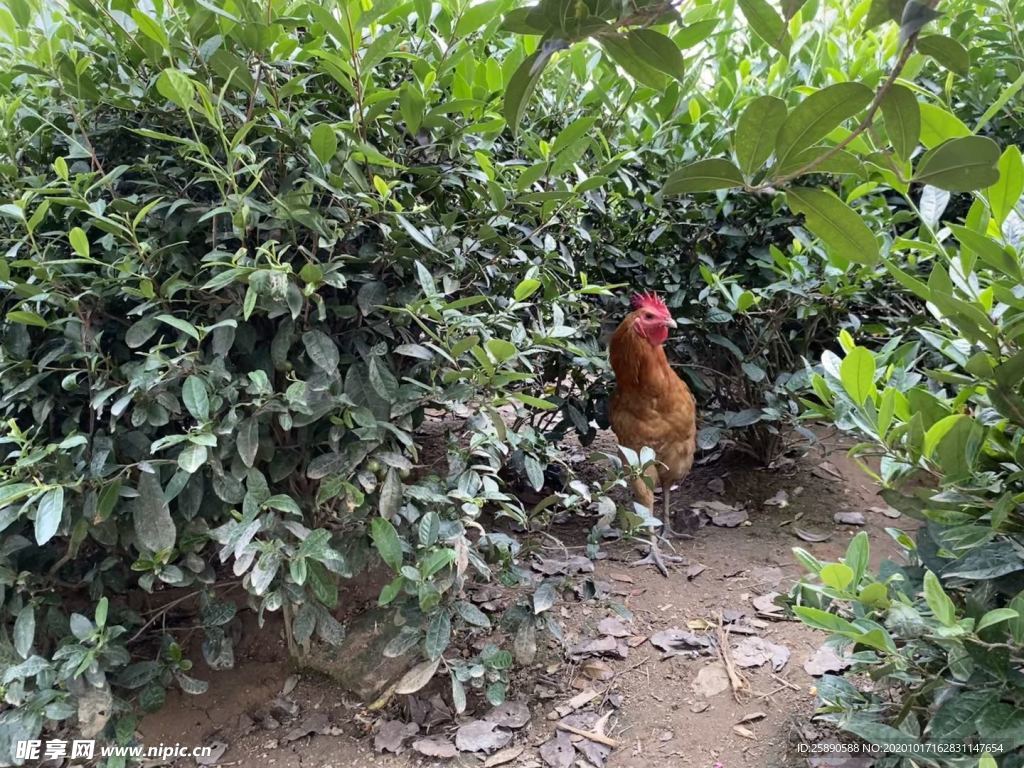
[608, 292, 697, 575]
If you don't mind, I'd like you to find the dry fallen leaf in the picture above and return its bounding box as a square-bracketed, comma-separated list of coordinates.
[412, 736, 459, 758]
[804, 644, 854, 676]
[732, 636, 791, 672]
[598, 617, 631, 637]
[650, 628, 711, 653]
[539, 731, 575, 768]
[751, 592, 784, 616]
[871, 504, 901, 519]
[569, 635, 619, 658]
[834, 511, 866, 526]
[455, 720, 512, 753]
[692, 662, 731, 698]
[794, 527, 832, 543]
[763, 489, 789, 508]
[733, 724, 757, 740]
[195, 741, 228, 766]
[686, 564, 707, 580]
[581, 659, 615, 681]
[690, 701, 709, 713]
[483, 745, 525, 767]
[737, 712, 767, 724]
[700, 501, 748, 527]
[813, 461, 843, 480]
[373, 720, 418, 753]
[609, 573, 634, 583]
[486, 700, 531, 729]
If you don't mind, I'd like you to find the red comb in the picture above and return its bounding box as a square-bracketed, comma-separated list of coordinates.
[630, 292, 668, 312]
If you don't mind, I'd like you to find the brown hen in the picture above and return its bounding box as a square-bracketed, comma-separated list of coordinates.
[609, 292, 697, 575]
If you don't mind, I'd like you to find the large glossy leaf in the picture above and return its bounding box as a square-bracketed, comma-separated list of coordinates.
[662, 159, 744, 195]
[879, 83, 920, 160]
[786, 187, 879, 266]
[774, 83, 873, 169]
[503, 44, 561, 136]
[734, 96, 787, 177]
[133, 471, 176, 553]
[917, 34, 970, 75]
[737, 0, 791, 55]
[987, 145, 1024, 225]
[625, 28, 684, 81]
[913, 136, 1001, 192]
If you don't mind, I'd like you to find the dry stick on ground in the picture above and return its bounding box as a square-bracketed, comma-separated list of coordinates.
[716, 620, 749, 701]
[555, 722, 620, 748]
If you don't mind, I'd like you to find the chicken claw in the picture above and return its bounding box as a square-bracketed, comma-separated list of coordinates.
[631, 535, 685, 577]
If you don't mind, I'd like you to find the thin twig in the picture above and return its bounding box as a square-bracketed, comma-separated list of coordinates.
[555, 722, 620, 748]
[715, 620, 748, 701]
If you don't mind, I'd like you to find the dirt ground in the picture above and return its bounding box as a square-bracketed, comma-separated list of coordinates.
[139, 428, 911, 768]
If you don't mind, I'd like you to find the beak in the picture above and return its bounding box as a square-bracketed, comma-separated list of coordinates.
[665, 318, 678, 329]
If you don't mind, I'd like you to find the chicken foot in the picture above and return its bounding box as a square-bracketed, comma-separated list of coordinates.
[631, 535, 684, 577]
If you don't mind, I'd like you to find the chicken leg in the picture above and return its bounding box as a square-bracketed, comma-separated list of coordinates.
[630, 477, 685, 576]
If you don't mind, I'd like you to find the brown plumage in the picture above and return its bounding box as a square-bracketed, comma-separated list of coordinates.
[608, 293, 697, 574]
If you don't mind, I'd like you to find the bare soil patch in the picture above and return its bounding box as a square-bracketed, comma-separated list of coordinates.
[139, 431, 911, 768]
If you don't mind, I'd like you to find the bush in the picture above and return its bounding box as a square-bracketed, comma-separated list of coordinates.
[796, 144, 1024, 763]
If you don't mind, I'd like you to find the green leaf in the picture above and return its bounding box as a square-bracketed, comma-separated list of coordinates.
[913, 136, 1001, 192]
[379, 468, 403, 520]
[156, 68, 195, 110]
[177, 443, 207, 474]
[844, 531, 870, 585]
[34, 487, 64, 545]
[424, 611, 451, 659]
[820, 563, 855, 592]
[737, 0, 791, 55]
[156, 314, 200, 341]
[302, 330, 339, 371]
[839, 346, 877, 406]
[263, 494, 302, 515]
[923, 570, 956, 626]
[503, 49, 551, 137]
[370, 516, 403, 571]
[918, 103, 971, 148]
[625, 28, 684, 81]
[976, 608, 1018, 632]
[1009, 590, 1024, 644]
[923, 414, 966, 457]
[786, 187, 879, 267]
[5, 311, 47, 328]
[793, 606, 860, 635]
[513, 278, 542, 301]
[133, 471, 177, 553]
[987, 145, 1024, 225]
[551, 117, 597, 156]
[368, 358, 399, 402]
[455, 0, 506, 36]
[775, 83, 873, 168]
[68, 227, 90, 258]
[734, 96, 787, 178]
[486, 338, 517, 363]
[13, 606, 34, 659]
[310, 123, 338, 165]
[662, 159, 745, 195]
[879, 83, 920, 161]
[418, 511, 440, 547]
[237, 418, 259, 468]
[182, 375, 210, 421]
[917, 34, 970, 75]
[454, 600, 491, 628]
[600, 34, 665, 89]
